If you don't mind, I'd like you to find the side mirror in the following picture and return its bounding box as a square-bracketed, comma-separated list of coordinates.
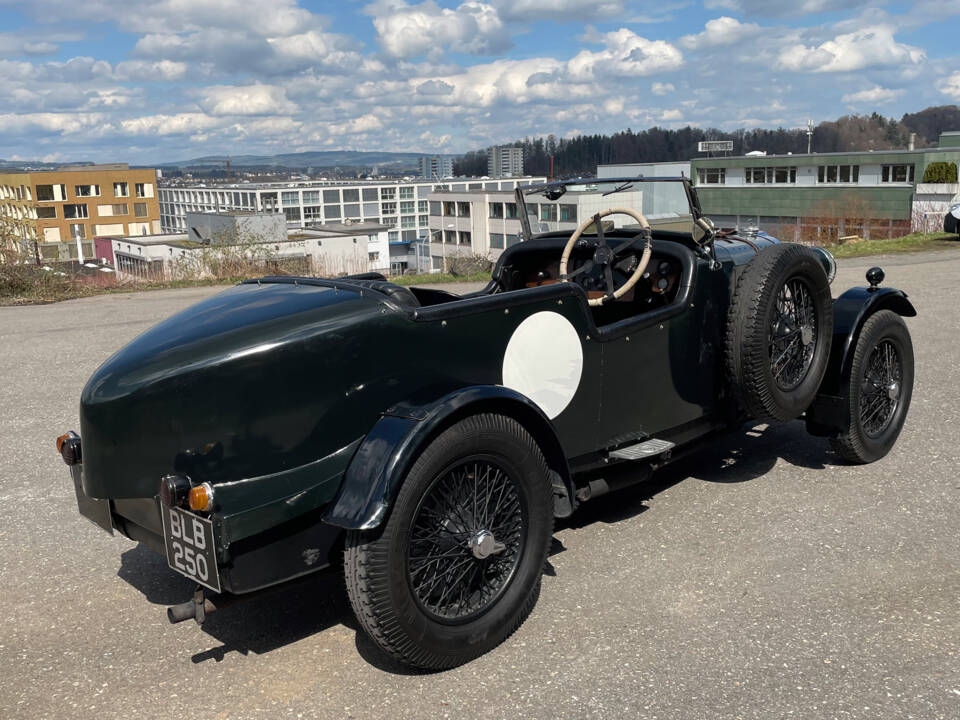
[693, 216, 716, 245]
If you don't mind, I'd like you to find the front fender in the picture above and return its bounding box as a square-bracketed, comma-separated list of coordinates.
[805, 285, 916, 435]
[322, 385, 570, 530]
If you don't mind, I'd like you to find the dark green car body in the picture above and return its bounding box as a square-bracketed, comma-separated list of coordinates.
[65, 178, 915, 598]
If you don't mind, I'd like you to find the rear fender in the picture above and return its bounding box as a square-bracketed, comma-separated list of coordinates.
[805, 285, 916, 435]
[323, 385, 572, 530]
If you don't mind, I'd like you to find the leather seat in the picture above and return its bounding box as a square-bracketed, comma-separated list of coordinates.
[347, 279, 420, 308]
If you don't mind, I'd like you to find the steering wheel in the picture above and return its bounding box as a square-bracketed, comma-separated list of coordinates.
[559, 207, 653, 307]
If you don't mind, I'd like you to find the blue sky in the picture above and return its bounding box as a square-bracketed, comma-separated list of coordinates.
[0, 0, 958, 164]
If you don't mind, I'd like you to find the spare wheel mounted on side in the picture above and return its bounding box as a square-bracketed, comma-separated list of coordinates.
[725, 243, 834, 422]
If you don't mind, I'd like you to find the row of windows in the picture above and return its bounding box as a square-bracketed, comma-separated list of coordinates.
[34, 182, 152, 201]
[489, 233, 521, 249]
[818, 165, 859, 184]
[488, 202, 520, 219]
[745, 167, 798, 184]
[55, 202, 150, 219]
[697, 164, 916, 185]
[535, 203, 577, 223]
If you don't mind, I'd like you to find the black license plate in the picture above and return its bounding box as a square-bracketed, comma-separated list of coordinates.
[161, 505, 220, 593]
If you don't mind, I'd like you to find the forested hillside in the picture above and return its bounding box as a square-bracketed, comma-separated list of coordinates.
[454, 105, 960, 177]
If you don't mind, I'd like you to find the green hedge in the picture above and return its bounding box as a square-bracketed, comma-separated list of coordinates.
[922, 162, 958, 183]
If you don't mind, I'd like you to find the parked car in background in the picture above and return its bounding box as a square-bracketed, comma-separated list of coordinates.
[945, 202, 960, 236]
[58, 177, 917, 670]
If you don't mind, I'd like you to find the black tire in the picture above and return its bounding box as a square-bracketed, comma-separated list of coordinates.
[725, 243, 834, 421]
[343, 413, 553, 670]
[830, 310, 914, 463]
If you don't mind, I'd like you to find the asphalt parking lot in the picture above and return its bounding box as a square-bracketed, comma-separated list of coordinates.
[2, 250, 960, 720]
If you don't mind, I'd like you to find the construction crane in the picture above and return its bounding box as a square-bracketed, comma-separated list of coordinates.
[207, 157, 231, 179]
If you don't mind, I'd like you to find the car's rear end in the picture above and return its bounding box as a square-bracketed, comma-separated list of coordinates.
[58, 278, 413, 600]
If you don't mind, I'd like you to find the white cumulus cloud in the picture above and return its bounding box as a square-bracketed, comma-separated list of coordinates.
[568, 29, 683, 81]
[369, 1, 509, 59]
[494, 0, 624, 21]
[777, 26, 925, 73]
[651, 82, 674, 95]
[680, 17, 763, 49]
[197, 83, 297, 116]
[942, 72, 960, 101]
[841, 85, 903, 104]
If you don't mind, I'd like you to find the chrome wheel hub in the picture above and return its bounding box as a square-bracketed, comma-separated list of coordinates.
[468, 529, 506, 560]
[887, 381, 900, 401]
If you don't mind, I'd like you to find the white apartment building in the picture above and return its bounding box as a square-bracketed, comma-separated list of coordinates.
[418, 156, 454, 180]
[487, 146, 524, 178]
[160, 178, 538, 274]
[428, 178, 657, 270]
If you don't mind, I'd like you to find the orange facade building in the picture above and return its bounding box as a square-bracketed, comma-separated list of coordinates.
[0, 164, 160, 262]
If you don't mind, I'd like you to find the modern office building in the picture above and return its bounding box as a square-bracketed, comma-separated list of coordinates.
[417, 156, 454, 180]
[487, 146, 524, 178]
[159, 177, 536, 274]
[0, 164, 160, 262]
[686, 131, 960, 241]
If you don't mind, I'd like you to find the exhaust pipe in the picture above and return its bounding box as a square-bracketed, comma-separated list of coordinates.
[167, 572, 323, 624]
[167, 586, 242, 624]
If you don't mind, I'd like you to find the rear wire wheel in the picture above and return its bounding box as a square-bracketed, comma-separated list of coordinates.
[344, 414, 553, 670]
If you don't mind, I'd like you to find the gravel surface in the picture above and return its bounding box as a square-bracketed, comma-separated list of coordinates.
[1, 251, 959, 720]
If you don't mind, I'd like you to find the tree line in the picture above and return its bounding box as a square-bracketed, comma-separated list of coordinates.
[454, 105, 960, 178]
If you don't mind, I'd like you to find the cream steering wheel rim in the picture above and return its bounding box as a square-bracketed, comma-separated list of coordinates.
[559, 207, 653, 307]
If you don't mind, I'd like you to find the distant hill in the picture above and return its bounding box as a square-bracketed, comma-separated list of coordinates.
[0, 159, 93, 171]
[167, 150, 459, 170]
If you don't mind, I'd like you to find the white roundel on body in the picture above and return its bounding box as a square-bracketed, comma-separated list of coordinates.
[501, 311, 583, 419]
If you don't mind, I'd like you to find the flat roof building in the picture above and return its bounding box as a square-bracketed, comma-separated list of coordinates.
[0, 164, 160, 263]
[686, 132, 960, 242]
[110, 220, 391, 281]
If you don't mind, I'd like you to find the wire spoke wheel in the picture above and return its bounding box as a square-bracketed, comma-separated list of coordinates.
[769, 277, 817, 391]
[858, 339, 902, 438]
[406, 458, 526, 624]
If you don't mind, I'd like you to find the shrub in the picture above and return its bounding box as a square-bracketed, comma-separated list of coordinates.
[447, 253, 493, 277]
[922, 162, 958, 183]
[0, 263, 78, 302]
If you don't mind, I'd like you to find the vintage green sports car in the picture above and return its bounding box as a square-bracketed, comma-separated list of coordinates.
[58, 177, 916, 669]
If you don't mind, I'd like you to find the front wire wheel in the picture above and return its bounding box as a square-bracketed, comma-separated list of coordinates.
[831, 310, 914, 463]
[344, 414, 553, 670]
[858, 339, 902, 438]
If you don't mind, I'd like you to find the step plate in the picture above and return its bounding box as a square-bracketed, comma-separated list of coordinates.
[608, 438, 675, 461]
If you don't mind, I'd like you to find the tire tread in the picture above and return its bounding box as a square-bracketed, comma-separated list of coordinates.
[344, 413, 552, 670]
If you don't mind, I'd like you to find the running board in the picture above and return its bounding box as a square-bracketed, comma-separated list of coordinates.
[608, 438, 675, 461]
